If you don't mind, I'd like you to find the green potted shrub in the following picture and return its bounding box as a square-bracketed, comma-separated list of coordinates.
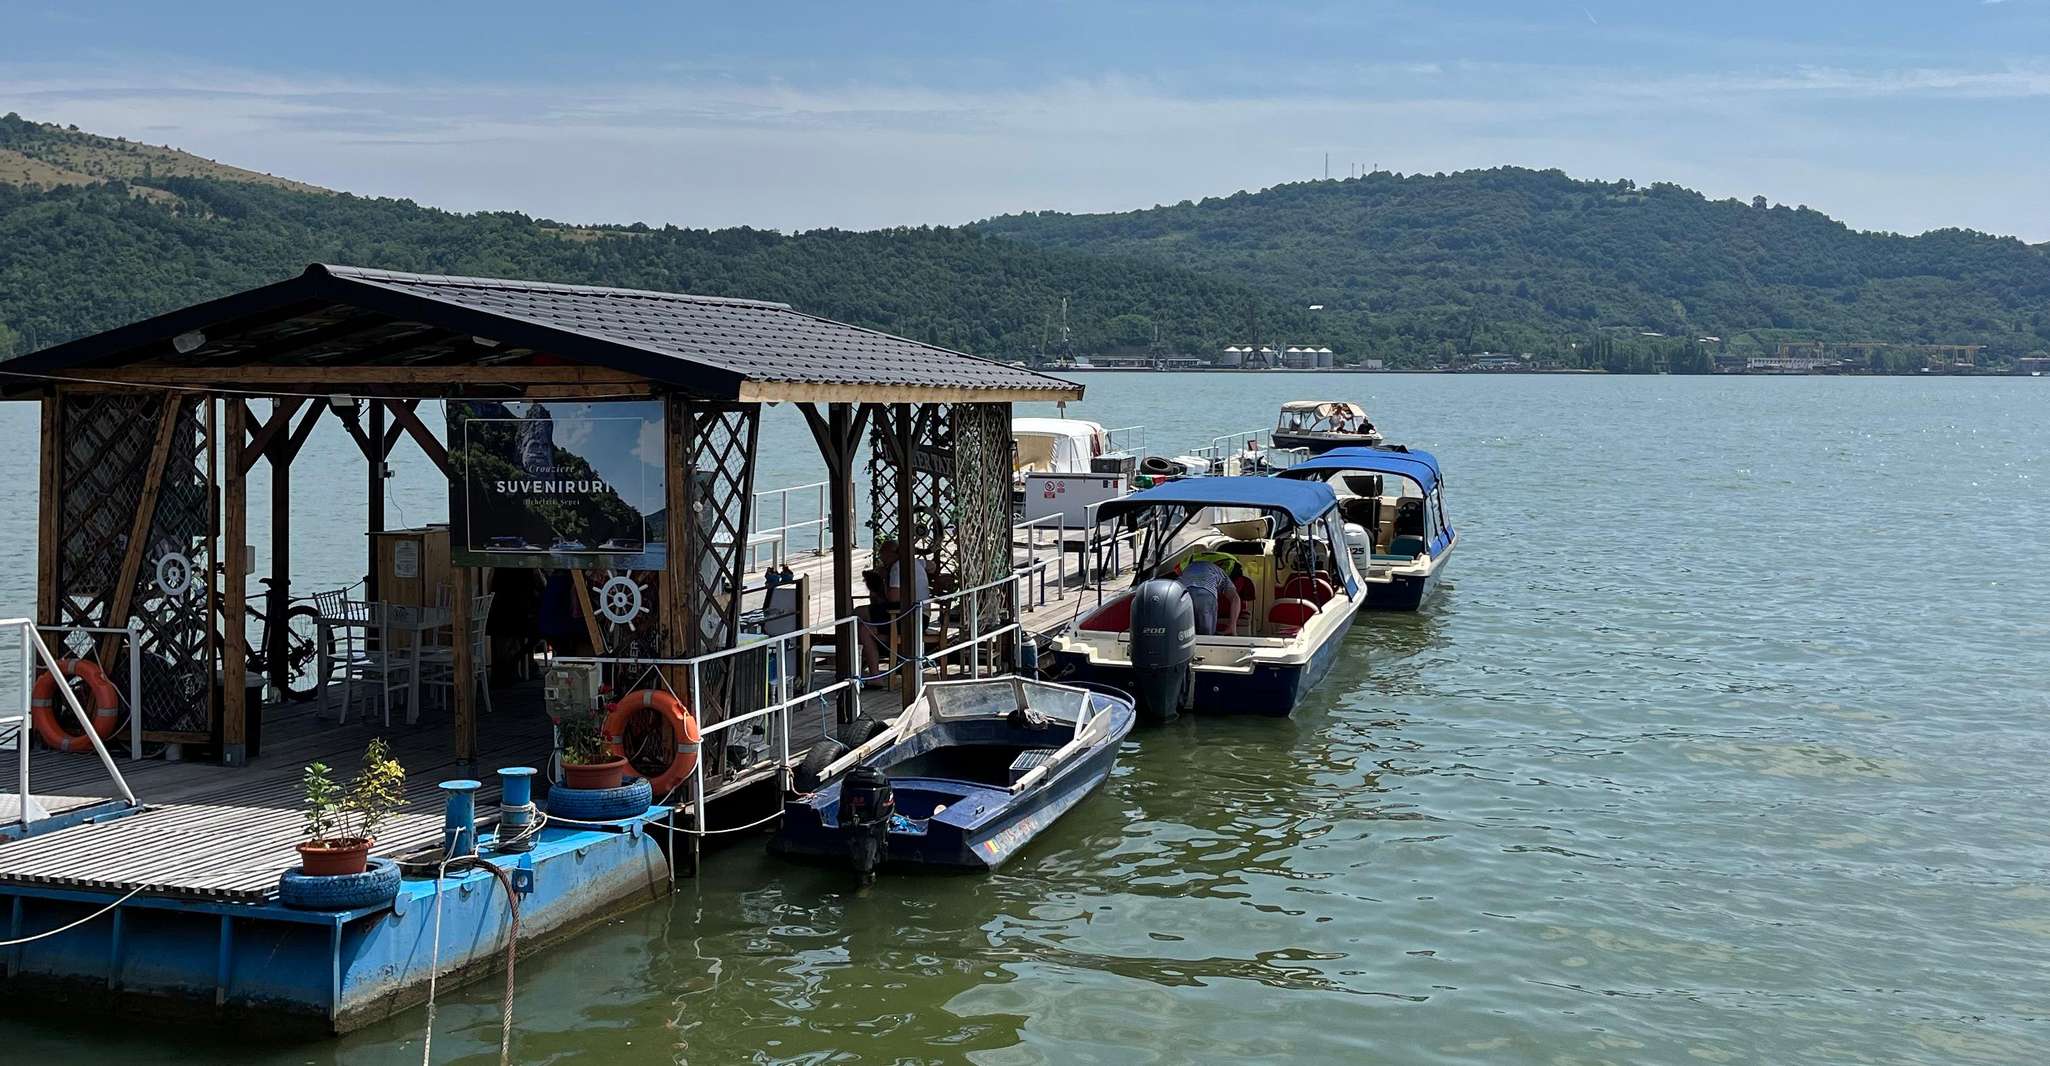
[559, 707, 627, 789]
[297, 738, 405, 876]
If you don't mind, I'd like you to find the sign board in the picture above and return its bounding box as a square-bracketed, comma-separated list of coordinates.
[447, 400, 667, 569]
[1021, 473, 1127, 530]
[392, 540, 419, 579]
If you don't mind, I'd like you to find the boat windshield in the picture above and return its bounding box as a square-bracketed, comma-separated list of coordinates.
[925, 677, 1091, 725]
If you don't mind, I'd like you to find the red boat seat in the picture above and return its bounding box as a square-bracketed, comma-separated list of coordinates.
[1267, 598, 1319, 629]
[1080, 598, 1132, 632]
[1280, 575, 1336, 605]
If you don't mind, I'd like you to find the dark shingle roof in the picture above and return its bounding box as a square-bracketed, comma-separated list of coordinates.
[2, 264, 1084, 403]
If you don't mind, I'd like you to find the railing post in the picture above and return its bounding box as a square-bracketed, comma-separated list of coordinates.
[815, 482, 828, 556]
[16, 623, 30, 827]
[126, 621, 142, 763]
[968, 588, 980, 680]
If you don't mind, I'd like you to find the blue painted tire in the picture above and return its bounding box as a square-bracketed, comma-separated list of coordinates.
[278, 857, 401, 911]
[547, 777, 653, 821]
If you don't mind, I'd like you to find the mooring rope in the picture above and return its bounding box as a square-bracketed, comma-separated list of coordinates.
[0, 885, 143, 946]
[417, 853, 525, 1066]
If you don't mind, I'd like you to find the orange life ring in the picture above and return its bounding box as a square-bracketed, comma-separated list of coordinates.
[602, 689, 700, 796]
[31, 658, 121, 753]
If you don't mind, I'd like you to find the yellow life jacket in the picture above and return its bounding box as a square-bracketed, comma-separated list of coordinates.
[1186, 551, 1241, 576]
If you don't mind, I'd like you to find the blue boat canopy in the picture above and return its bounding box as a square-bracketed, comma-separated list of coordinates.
[1097, 476, 1339, 526]
[1281, 448, 1442, 495]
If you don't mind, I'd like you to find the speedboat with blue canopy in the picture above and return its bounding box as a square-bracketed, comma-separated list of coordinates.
[1280, 447, 1454, 611]
[773, 677, 1135, 882]
[1046, 476, 1366, 721]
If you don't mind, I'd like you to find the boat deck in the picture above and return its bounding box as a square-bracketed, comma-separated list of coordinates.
[0, 679, 853, 903]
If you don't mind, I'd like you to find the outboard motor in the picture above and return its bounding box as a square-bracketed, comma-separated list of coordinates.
[841, 765, 895, 884]
[1128, 578, 1197, 723]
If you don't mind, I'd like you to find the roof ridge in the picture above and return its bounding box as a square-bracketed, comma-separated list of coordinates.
[311, 263, 794, 312]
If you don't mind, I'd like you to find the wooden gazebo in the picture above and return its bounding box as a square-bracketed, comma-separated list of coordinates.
[0, 264, 1081, 768]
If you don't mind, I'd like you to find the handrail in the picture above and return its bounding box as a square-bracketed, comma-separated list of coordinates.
[752, 480, 833, 558]
[1, 618, 140, 827]
[1100, 424, 1147, 459]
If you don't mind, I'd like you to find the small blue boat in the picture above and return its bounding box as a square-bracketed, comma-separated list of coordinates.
[1047, 477, 1367, 721]
[1280, 447, 1454, 611]
[773, 678, 1135, 880]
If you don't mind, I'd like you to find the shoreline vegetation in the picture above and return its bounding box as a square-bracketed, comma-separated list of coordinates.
[4, 113, 2046, 372]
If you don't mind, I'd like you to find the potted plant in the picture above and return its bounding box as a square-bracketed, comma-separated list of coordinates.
[559, 707, 627, 789]
[297, 738, 405, 877]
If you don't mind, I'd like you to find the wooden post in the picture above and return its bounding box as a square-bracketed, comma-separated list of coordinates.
[99, 399, 182, 663]
[221, 398, 250, 767]
[451, 566, 476, 768]
[268, 400, 292, 696]
[36, 393, 62, 625]
[894, 404, 919, 704]
[801, 402, 869, 722]
[366, 403, 385, 600]
[663, 395, 689, 660]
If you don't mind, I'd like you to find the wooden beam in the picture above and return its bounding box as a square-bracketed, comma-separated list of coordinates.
[664, 396, 688, 660]
[894, 403, 919, 704]
[99, 398, 184, 663]
[570, 570, 604, 654]
[36, 393, 62, 624]
[92, 365, 647, 387]
[237, 397, 307, 475]
[221, 398, 251, 767]
[207, 314, 394, 367]
[381, 399, 450, 475]
[281, 399, 325, 463]
[380, 400, 418, 457]
[366, 403, 384, 601]
[802, 402, 868, 702]
[268, 401, 293, 696]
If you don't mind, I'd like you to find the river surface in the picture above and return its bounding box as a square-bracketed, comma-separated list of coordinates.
[4, 373, 2048, 1064]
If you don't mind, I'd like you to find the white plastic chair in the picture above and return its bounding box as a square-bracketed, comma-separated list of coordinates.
[420, 593, 493, 716]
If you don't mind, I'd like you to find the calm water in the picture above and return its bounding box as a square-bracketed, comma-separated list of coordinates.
[5, 374, 2049, 1064]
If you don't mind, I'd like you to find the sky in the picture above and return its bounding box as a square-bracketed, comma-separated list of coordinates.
[3, 1, 2047, 239]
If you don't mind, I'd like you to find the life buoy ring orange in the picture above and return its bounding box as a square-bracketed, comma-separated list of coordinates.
[602, 689, 700, 796]
[31, 658, 120, 753]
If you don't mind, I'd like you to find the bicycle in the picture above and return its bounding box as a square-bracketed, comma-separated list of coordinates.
[235, 577, 325, 702]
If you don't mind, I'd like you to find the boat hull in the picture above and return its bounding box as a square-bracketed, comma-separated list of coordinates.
[1363, 549, 1451, 611]
[774, 699, 1134, 872]
[1272, 431, 1385, 456]
[1053, 605, 1354, 717]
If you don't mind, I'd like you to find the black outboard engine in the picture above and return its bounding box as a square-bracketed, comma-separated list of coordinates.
[1128, 578, 1197, 723]
[841, 765, 895, 884]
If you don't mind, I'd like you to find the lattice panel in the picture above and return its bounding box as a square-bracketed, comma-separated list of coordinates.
[55, 392, 160, 631]
[866, 404, 957, 580]
[949, 403, 1013, 626]
[53, 393, 216, 737]
[680, 403, 761, 775]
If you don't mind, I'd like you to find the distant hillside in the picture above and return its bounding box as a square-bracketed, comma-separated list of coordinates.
[0, 112, 329, 202]
[0, 143, 1305, 362]
[977, 168, 2050, 364]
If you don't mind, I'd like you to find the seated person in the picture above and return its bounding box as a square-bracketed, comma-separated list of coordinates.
[1176, 552, 1243, 636]
[860, 538, 930, 670]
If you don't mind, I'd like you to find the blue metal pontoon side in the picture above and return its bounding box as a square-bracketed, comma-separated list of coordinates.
[0, 809, 671, 1034]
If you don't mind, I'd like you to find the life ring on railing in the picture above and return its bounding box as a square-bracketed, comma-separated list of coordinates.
[602, 689, 701, 796]
[31, 658, 120, 753]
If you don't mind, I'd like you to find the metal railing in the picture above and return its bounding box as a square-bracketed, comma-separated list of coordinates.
[752, 480, 833, 558]
[2, 618, 139, 829]
[1101, 424, 1148, 459]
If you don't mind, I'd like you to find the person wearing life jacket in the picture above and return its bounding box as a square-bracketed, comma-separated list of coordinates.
[1175, 551, 1243, 636]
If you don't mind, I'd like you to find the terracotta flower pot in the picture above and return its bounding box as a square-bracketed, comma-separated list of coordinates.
[562, 757, 628, 790]
[297, 837, 374, 877]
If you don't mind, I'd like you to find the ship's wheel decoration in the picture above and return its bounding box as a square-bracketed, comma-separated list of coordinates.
[153, 551, 195, 602]
[593, 575, 649, 629]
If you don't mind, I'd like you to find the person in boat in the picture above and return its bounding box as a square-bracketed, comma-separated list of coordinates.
[861, 538, 931, 671]
[1175, 551, 1243, 636]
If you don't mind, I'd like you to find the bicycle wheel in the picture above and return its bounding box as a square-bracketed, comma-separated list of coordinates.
[281, 604, 324, 702]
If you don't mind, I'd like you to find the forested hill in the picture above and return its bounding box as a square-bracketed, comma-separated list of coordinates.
[977, 168, 2050, 362]
[0, 116, 1305, 362]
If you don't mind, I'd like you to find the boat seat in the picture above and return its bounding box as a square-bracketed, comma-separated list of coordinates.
[1009, 748, 1059, 786]
[1081, 598, 1133, 632]
[1280, 574, 1335, 605]
[1385, 535, 1427, 558]
[1267, 598, 1319, 629]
